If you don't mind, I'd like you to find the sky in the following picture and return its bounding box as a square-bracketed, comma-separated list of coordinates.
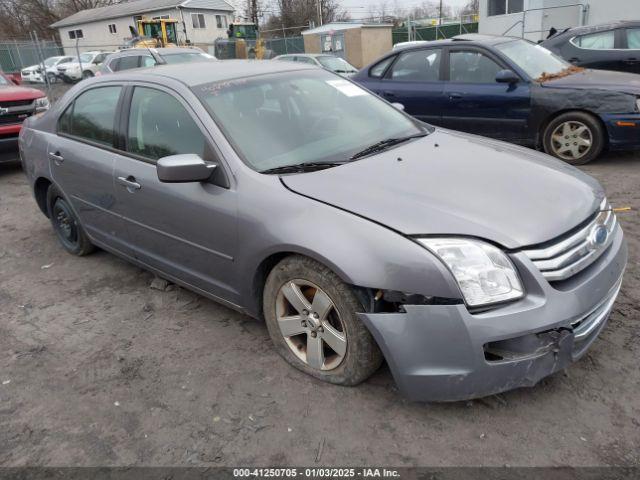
[341, 0, 472, 20]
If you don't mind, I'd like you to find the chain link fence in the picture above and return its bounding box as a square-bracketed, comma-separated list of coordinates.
[392, 22, 479, 45]
[0, 40, 63, 72]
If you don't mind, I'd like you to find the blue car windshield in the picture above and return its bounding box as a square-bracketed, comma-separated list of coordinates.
[495, 39, 571, 80]
[193, 69, 425, 171]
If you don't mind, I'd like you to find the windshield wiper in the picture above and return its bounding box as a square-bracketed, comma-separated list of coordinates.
[350, 132, 429, 160]
[260, 161, 347, 175]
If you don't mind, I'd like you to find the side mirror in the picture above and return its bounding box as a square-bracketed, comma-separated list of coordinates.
[157, 154, 216, 183]
[391, 102, 405, 111]
[496, 69, 520, 84]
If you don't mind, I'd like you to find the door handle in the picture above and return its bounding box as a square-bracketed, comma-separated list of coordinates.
[382, 91, 396, 97]
[449, 93, 463, 100]
[568, 57, 580, 64]
[117, 175, 141, 191]
[625, 58, 639, 64]
[48, 151, 64, 164]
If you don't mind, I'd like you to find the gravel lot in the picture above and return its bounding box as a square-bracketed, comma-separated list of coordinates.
[0, 91, 638, 465]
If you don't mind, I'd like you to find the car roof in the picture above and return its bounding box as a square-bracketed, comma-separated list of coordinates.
[102, 59, 315, 86]
[391, 34, 521, 51]
[558, 20, 640, 36]
[108, 47, 204, 57]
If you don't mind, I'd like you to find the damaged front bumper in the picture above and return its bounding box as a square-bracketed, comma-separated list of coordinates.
[358, 225, 627, 402]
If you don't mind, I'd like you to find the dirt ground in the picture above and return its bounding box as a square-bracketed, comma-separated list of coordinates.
[0, 127, 639, 465]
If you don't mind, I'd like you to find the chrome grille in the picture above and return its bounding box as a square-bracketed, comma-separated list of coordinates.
[572, 275, 622, 343]
[523, 198, 616, 282]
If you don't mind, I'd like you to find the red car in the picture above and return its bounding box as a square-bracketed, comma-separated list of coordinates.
[0, 72, 49, 161]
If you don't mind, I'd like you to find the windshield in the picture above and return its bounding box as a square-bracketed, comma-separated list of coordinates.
[79, 53, 94, 63]
[193, 70, 424, 172]
[317, 56, 357, 73]
[495, 39, 571, 79]
[44, 57, 60, 67]
[163, 52, 213, 64]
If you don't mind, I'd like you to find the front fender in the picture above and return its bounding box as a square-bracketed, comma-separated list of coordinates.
[235, 176, 461, 317]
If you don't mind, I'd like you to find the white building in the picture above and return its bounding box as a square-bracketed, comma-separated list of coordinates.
[51, 0, 235, 54]
[479, 0, 640, 42]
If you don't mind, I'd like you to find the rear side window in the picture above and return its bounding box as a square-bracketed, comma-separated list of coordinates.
[572, 30, 615, 49]
[369, 56, 394, 78]
[113, 55, 140, 71]
[627, 28, 640, 49]
[58, 86, 122, 146]
[390, 49, 441, 82]
[141, 56, 156, 67]
[127, 87, 205, 161]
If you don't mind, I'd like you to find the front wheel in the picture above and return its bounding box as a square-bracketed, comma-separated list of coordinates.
[82, 70, 94, 79]
[46, 185, 95, 256]
[263, 255, 382, 386]
[46, 72, 57, 84]
[542, 111, 605, 165]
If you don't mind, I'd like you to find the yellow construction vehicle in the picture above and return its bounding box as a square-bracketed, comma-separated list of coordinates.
[215, 22, 268, 59]
[125, 17, 180, 48]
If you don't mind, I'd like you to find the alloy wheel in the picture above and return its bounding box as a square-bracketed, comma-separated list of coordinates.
[550, 120, 593, 161]
[275, 279, 347, 371]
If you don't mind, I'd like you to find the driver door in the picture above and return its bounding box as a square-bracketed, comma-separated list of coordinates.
[113, 84, 239, 303]
[440, 47, 531, 143]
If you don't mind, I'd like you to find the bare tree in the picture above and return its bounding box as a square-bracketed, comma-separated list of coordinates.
[263, 0, 348, 36]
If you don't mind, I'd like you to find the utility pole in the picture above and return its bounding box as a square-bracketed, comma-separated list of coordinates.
[439, 0, 443, 25]
[317, 0, 323, 26]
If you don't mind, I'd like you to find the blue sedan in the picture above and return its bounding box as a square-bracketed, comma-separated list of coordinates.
[353, 34, 640, 164]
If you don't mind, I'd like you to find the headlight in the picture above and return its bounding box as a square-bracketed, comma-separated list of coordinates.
[418, 238, 524, 307]
[34, 96, 50, 112]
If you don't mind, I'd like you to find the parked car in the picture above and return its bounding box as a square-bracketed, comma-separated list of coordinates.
[19, 61, 627, 402]
[353, 34, 640, 164]
[99, 47, 215, 75]
[541, 21, 640, 74]
[21, 56, 76, 84]
[0, 72, 48, 159]
[273, 54, 359, 76]
[56, 51, 110, 82]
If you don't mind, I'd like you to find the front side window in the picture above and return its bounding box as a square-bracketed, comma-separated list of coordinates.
[58, 86, 122, 146]
[127, 87, 206, 161]
[572, 30, 615, 49]
[192, 13, 206, 29]
[193, 69, 423, 172]
[390, 49, 441, 82]
[449, 51, 501, 83]
[141, 56, 156, 67]
[626, 28, 640, 49]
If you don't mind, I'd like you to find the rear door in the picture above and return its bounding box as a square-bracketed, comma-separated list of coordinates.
[568, 29, 625, 71]
[440, 46, 531, 142]
[47, 85, 131, 251]
[113, 84, 239, 302]
[375, 47, 445, 124]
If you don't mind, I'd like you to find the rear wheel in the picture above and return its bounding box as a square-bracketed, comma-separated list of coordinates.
[542, 111, 604, 165]
[46, 185, 95, 256]
[263, 255, 382, 386]
[82, 70, 94, 79]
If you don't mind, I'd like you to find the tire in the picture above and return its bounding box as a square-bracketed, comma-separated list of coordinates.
[542, 111, 605, 165]
[82, 70, 94, 79]
[46, 185, 95, 256]
[263, 255, 382, 386]
[46, 72, 57, 84]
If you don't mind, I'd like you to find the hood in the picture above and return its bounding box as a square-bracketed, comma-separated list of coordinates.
[281, 130, 603, 249]
[0, 85, 46, 101]
[541, 69, 640, 96]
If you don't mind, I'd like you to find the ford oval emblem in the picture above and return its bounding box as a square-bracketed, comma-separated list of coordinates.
[588, 225, 608, 250]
